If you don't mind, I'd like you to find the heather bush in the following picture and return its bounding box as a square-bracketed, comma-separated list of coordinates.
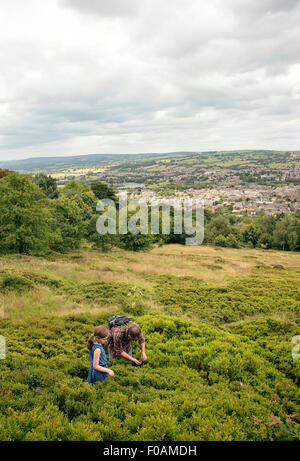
[0, 314, 298, 441]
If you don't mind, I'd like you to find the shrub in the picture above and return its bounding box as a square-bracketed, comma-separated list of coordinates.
[0, 313, 298, 441]
[214, 235, 227, 247]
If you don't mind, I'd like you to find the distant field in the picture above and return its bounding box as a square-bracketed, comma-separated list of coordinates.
[0, 244, 299, 440]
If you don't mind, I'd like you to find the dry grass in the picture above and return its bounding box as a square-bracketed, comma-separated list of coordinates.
[1, 244, 299, 320]
[1, 244, 300, 286]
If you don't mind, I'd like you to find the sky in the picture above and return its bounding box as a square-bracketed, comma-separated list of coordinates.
[0, 0, 300, 161]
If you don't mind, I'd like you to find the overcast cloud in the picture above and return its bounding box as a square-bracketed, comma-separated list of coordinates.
[0, 0, 300, 161]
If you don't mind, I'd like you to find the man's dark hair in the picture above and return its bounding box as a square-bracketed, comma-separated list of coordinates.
[128, 325, 141, 339]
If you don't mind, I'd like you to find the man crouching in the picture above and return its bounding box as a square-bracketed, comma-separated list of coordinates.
[108, 322, 147, 365]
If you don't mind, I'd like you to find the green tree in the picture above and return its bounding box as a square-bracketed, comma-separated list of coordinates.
[288, 231, 298, 251]
[273, 215, 300, 251]
[90, 181, 117, 203]
[117, 233, 154, 251]
[86, 215, 117, 252]
[226, 233, 239, 248]
[61, 181, 97, 226]
[241, 223, 262, 247]
[51, 195, 84, 252]
[207, 216, 231, 240]
[0, 174, 60, 255]
[257, 233, 273, 249]
[32, 174, 58, 199]
[256, 214, 276, 235]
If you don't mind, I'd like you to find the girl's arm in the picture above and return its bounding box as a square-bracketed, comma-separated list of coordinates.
[93, 348, 114, 376]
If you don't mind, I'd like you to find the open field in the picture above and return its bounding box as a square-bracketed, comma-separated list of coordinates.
[0, 244, 299, 440]
[1, 244, 299, 321]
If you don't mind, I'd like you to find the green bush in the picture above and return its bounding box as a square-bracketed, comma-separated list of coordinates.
[214, 235, 227, 247]
[154, 275, 300, 324]
[0, 272, 34, 292]
[0, 314, 298, 441]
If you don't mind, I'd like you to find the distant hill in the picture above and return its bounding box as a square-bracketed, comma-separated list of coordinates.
[1, 150, 297, 174]
[0, 152, 198, 172]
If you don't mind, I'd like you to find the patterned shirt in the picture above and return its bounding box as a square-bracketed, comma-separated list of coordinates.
[108, 322, 145, 357]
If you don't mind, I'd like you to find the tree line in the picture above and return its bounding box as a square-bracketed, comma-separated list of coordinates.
[0, 169, 299, 255]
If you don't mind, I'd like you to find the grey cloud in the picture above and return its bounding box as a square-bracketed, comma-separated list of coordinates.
[61, 0, 142, 18]
[1, 0, 300, 158]
[235, 0, 300, 14]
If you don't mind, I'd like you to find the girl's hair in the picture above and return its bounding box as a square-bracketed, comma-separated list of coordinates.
[87, 325, 109, 350]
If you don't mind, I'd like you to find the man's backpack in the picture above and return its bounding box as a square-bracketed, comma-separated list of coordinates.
[108, 314, 132, 330]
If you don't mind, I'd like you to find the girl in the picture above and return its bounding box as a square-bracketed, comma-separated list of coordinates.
[87, 325, 115, 384]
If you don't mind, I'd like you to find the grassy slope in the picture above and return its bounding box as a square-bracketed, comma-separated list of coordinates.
[0, 244, 299, 440]
[1, 244, 299, 321]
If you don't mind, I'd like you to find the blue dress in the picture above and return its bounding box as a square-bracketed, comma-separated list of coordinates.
[87, 344, 109, 384]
